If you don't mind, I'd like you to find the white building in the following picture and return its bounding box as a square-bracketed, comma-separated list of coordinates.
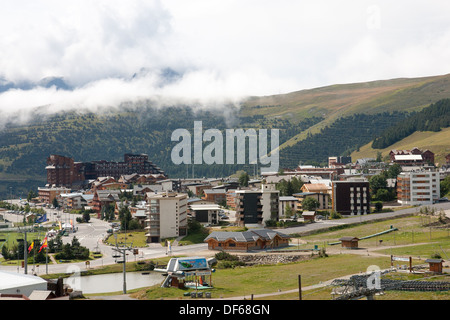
[0, 271, 48, 297]
[58, 192, 84, 210]
[145, 192, 188, 243]
[278, 196, 298, 217]
[397, 171, 440, 205]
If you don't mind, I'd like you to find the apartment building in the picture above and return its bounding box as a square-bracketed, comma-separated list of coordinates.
[279, 196, 298, 217]
[202, 189, 227, 204]
[92, 189, 121, 218]
[45, 153, 167, 187]
[38, 186, 71, 205]
[397, 171, 440, 205]
[328, 156, 352, 167]
[226, 189, 238, 209]
[145, 192, 188, 243]
[234, 185, 279, 227]
[293, 192, 330, 211]
[45, 155, 78, 187]
[58, 193, 84, 210]
[300, 183, 330, 195]
[332, 178, 371, 216]
[93, 153, 165, 179]
[189, 203, 221, 226]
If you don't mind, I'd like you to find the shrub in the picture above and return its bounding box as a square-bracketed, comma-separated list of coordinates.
[215, 251, 238, 261]
[374, 201, 383, 212]
[265, 219, 277, 227]
[431, 252, 442, 259]
[135, 260, 155, 271]
[330, 211, 342, 219]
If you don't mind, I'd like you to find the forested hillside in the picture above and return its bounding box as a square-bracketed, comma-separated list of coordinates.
[0, 106, 321, 183]
[279, 112, 408, 168]
[371, 99, 450, 149]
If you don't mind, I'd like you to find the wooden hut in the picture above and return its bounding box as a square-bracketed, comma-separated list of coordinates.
[301, 211, 316, 221]
[425, 259, 444, 274]
[339, 236, 359, 249]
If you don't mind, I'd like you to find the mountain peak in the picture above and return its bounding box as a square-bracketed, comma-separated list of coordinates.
[37, 76, 71, 90]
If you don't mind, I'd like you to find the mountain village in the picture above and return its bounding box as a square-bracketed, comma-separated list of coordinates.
[1, 147, 449, 301]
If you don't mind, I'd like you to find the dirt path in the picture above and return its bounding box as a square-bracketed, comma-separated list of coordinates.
[325, 242, 433, 259]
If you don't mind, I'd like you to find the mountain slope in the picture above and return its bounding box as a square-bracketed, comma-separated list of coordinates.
[241, 73, 450, 149]
[351, 127, 450, 165]
[1, 73, 450, 199]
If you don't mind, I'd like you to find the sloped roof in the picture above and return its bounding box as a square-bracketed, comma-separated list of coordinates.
[394, 154, 423, 160]
[425, 259, 444, 263]
[203, 189, 227, 194]
[302, 183, 329, 192]
[339, 236, 359, 241]
[28, 290, 54, 300]
[0, 271, 47, 291]
[205, 229, 290, 243]
[95, 189, 121, 201]
[190, 204, 221, 211]
[279, 196, 298, 201]
[250, 229, 290, 240]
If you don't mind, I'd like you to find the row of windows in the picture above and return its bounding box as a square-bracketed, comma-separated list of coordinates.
[350, 187, 367, 191]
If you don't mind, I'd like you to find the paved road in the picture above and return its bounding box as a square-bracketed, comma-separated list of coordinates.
[1, 200, 449, 276]
[282, 202, 450, 236]
[0, 200, 210, 275]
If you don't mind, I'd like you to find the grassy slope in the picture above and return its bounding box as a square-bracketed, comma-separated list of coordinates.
[240, 73, 450, 149]
[351, 127, 450, 165]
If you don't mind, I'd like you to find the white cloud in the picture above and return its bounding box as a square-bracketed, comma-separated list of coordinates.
[0, 0, 450, 121]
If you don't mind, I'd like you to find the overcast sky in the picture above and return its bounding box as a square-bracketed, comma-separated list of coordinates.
[1, 0, 450, 118]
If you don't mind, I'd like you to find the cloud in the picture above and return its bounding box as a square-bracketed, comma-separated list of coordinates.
[1, 0, 450, 124]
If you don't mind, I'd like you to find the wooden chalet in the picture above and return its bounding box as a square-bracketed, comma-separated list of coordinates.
[204, 229, 290, 252]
